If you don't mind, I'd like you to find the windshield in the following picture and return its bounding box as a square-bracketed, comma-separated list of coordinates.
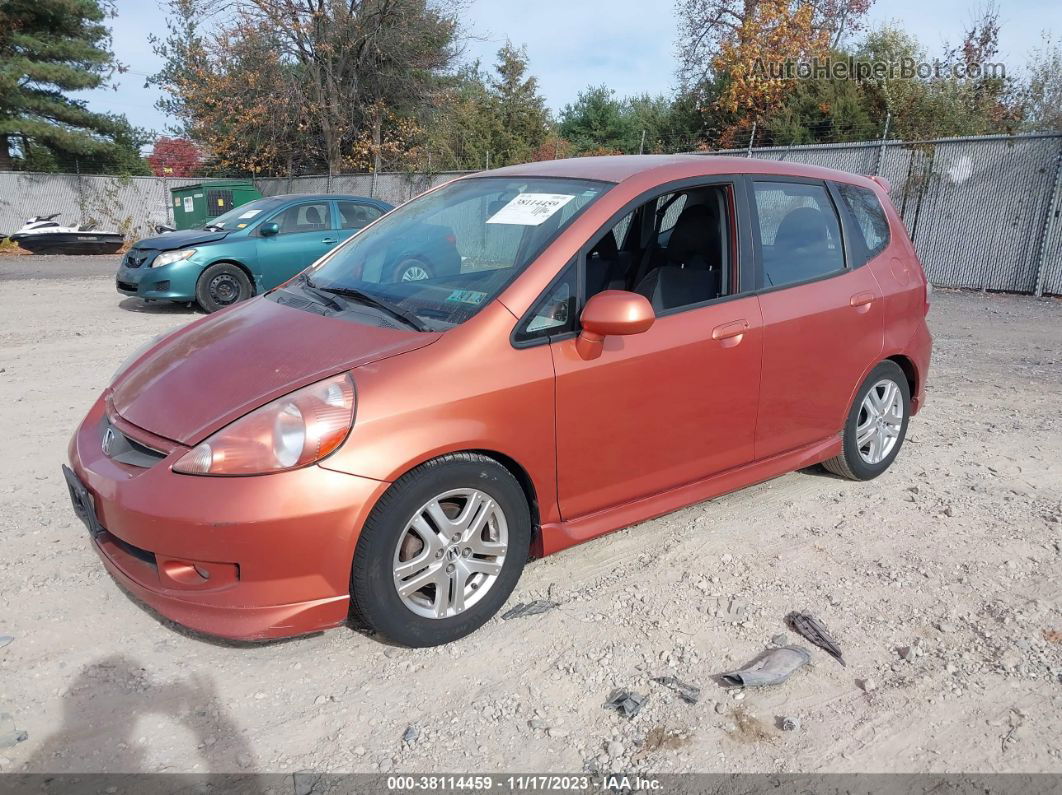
[306, 177, 609, 329]
[204, 197, 286, 230]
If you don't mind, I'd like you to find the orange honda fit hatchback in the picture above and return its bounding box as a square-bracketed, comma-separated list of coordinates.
[65, 155, 931, 646]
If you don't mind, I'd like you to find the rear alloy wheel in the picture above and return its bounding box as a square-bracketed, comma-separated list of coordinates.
[823, 360, 911, 480]
[392, 258, 433, 283]
[351, 454, 530, 647]
[195, 263, 252, 313]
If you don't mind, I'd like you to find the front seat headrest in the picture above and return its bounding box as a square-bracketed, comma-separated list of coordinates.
[665, 203, 719, 264]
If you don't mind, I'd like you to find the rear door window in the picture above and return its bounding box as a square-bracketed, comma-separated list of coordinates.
[337, 201, 384, 231]
[836, 183, 890, 263]
[752, 181, 845, 288]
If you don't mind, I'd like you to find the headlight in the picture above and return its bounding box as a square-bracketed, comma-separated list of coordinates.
[152, 248, 198, 267]
[172, 373, 356, 476]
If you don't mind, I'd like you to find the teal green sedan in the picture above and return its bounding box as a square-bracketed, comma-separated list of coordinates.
[116, 195, 394, 312]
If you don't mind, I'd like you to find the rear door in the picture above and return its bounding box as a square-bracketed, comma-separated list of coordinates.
[751, 178, 884, 459]
[255, 200, 338, 288]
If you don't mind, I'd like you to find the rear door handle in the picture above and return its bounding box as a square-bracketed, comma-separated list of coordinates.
[712, 319, 749, 346]
[850, 291, 875, 307]
[322, 238, 337, 245]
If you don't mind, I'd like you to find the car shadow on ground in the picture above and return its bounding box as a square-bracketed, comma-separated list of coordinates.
[18, 654, 263, 776]
[118, 297, 200, 315]
[799, 464, 846, 480]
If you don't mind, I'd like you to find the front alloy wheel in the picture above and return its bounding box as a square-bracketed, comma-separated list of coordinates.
[392, 489, 508, 619]
[351, 453, 530, 646]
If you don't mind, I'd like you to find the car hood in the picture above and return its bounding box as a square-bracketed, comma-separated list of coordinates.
[133, 229, 231, 251]
[111, 297, 440, 445]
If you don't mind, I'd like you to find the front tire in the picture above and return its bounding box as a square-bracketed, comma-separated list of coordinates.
[195, 263, 253, 313]
[823, 360, 911, 481]
[351, 454, 530, 647]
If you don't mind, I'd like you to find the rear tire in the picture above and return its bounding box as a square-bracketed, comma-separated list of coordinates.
[195, 263, 252, 313]
[351, 453, 530, 647]
[823, 360, 911, 481]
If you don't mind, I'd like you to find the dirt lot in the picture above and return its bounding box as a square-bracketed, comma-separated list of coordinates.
[1, 255, 1060, 775]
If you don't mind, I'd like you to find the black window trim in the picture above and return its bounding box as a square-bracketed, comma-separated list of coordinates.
[744, 175, 858, 295]
[511, 174, 757, 349]
[830, 179, 891, 267]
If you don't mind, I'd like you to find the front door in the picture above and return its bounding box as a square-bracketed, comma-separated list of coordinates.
[551, 298, 763, 519]
[255, 200, 338, 288]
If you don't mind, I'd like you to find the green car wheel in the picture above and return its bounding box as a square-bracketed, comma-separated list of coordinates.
[196, 263, 253, 313]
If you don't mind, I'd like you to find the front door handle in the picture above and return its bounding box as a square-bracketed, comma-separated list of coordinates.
[322, 238, 337, 245]
[850, 291, 875, 307]
[712, 319, 749, 347]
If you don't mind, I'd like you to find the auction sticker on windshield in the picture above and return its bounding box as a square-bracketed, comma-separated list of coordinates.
[487, 193, 575, 226]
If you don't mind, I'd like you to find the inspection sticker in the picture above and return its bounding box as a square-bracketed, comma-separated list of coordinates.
[486, 193, 575, 226]
[446, 289, 488, 305]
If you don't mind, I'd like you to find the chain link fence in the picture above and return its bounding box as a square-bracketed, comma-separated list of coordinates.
[2, 133, 1060, 295]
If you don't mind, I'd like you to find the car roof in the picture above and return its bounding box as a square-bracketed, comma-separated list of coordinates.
[484, 154, 876, 189]
[265, 193, 392, 205]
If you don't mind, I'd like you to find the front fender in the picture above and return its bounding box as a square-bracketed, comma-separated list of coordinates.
[318, 303, 561, 525]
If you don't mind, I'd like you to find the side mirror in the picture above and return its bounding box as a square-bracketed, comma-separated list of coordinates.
[576, 290, 655, 360]
[260, 222, 280, 237]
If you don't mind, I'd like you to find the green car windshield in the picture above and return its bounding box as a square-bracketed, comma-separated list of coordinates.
[307, 177, 609, 329]
[205, 197, 286, 230]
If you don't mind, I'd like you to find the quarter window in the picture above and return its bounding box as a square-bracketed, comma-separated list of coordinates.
[515, 266, 577, 342]
[837, 183, 890, 261]
[753, 181, 845, 288]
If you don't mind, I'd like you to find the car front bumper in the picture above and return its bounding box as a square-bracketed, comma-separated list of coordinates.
[116, 260, 202, 302]
[67, 396, 389, 640]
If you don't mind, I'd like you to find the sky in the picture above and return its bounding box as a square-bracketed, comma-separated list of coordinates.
[78, 0, 1061, 138]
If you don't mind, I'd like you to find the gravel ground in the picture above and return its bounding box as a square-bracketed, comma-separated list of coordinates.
[0, 255, 1060, 774]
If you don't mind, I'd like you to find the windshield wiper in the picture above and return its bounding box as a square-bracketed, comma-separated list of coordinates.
[296, 273, 345, 312]
[316, 284, 429, 332]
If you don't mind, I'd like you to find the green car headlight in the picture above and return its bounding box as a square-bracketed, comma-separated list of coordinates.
[152, 248, 198, 267]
